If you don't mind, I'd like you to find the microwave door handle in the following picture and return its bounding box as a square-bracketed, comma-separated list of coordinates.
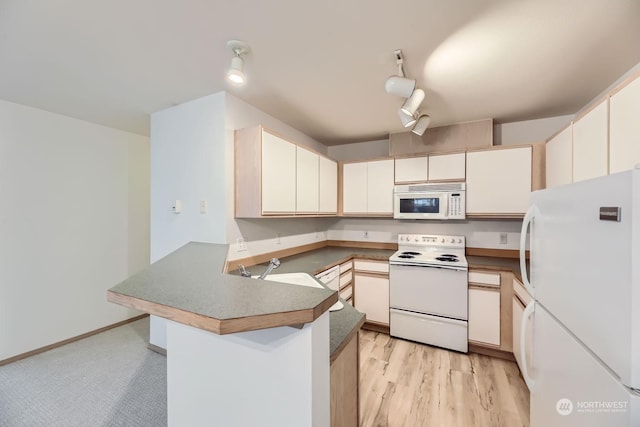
[442, 194, 449, 217]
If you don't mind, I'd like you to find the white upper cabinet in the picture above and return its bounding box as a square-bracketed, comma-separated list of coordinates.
[342, 162, 368, 214]
[318, 156, 338, 214]
[573, 99, 608, 182]
[262, 131, 296, 214]
[394, 156, 428, 183]
[466, 146, 532, 216]
[295, 146, 319, 213]
[428, 152, 466, 181]
[546, 126, 573, 189]
[343, 159, 394, 216]
[367, 159, 394, 214]
[610, 75, 640, 174]
[235, 126, 338, 217]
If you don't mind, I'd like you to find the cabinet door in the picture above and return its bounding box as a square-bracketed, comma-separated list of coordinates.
[354, 273, 389, 325]
[366, 159, 394, 214]
[342, 162, 368, 214]
[468, 287, 500, 345]
[428, 152, 465, 181]
[610, 76, 640, 174]
[261, 131, 296, 213]
[573, 100, 608, 182]
[466, 147, 532, 215]
[545, 126, 573, 189]
[296, 146, 319, 213]
[395, 156, 428, 183]
[318, 156, 337, 214]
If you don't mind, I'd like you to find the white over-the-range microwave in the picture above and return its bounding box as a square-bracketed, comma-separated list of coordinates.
[393, 183, 466, 220]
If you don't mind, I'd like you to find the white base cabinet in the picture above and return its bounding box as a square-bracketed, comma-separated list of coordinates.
[468, 287, 501, 346]
[353, 260, 389, 325]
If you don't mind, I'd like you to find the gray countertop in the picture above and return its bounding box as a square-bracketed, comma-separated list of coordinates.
[239, 246, 395, 359]
[108, 242, 337, 335]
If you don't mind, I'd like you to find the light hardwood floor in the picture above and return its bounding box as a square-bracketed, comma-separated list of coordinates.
[359, 330, 530, 427]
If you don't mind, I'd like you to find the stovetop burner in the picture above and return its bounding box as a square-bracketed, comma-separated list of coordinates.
[440, 254, 458, 258]
[435, 256, 460, 262]
[400, 251, 422, 256]
[398, 254, 415, 259]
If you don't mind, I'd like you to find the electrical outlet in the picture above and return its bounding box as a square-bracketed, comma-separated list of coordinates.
[364, 231, 369, 239]
[499, 233, 508, 244]
[237, 237, 247, 251]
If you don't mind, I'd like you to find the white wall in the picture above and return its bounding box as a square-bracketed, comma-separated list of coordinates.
[150, 92, 227, 262]
[327, 139, 389, 161]
[327, 218, 524, 250]
[494, 115, 574, 146]
[0, 100, 149, 361]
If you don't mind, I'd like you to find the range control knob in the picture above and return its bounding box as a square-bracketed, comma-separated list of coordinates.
[458, 238, 462, 243]
[414, 237, 419, 242]
[450, 238, 455, 243]
[441, 238, 445, 243]
[400, 236, 405, 241]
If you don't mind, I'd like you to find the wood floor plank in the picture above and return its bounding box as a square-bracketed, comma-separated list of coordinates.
[359, 331, 530, 427]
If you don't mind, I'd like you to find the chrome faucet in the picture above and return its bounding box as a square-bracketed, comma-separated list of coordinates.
[238, 264, 252, 277]
[258, 258, 281, 279]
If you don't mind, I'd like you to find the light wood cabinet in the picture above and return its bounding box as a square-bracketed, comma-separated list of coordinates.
[319, 156, 338, 214]
[545, 126, 573, 189]
[466, 146, 533, 216]
[235, 125, 338, 217]
[342, 159, 394, 216]
[354, 260, 390, 326]
[330, 332, 359, 427]
[394, 156, 428, 183]
[428, 152, 465, 181]
[573, 99, 608, 182]
[610, 74, 640, 174]
[296, 146, 319, 213]
[262, 130, 297, 213]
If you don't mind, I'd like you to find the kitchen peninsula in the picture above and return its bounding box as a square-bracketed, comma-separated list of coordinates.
[107, 242, 345, 427]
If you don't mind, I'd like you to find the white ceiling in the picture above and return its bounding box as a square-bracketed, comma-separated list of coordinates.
[1, 0, 639, 145]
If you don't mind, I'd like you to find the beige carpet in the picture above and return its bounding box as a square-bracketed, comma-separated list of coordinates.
[0, 318, 167, 426]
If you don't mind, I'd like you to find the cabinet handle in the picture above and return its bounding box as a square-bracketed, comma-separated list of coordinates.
[520, 300, 536, 391]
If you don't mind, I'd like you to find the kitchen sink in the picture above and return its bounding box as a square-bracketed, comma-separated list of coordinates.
[252, 273, 344, 312]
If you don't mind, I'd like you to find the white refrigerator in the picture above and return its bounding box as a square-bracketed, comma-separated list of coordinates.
[519, 167, 640, 426]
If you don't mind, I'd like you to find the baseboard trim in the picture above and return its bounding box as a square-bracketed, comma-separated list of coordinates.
[147, 343, 167, 356]
[361, 321, 390, 334]
[0, 314, 149, 367]
[469, 343, 516, 361]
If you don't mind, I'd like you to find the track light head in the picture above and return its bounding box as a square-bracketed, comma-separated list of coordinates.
[226, 40, 250, 86]
[398, 109, 417, 128]
[385, 76, 416, 98]
[400, 89, 425, 117]
[412, 115, 431, 136]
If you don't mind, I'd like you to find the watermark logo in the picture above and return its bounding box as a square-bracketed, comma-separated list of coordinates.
[556, 398, 574, 416]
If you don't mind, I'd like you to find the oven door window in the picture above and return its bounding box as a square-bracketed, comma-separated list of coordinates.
[399, 197, 440, 214]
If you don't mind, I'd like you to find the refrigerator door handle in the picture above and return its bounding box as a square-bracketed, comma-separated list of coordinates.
[520, 205, 536, 295]
[520, 300, 536, 391]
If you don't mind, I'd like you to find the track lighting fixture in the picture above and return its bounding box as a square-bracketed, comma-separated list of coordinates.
[384, 49, 430, 135]
[226, 40, 250, 85]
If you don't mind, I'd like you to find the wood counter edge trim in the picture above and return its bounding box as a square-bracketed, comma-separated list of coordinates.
[466, 247, 529, 259]
[0, 313, 149, 367]
[330, 315, 366, 364]
[107, 290, 337, 336]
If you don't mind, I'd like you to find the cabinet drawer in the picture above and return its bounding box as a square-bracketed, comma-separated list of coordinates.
[339, 261, 353, 274]
[340, 285, 353, 301]
[468, 271, 500, 287]
[354, 260, 389, 274]
[513, 277, 532, 305]
[339, 271, 352, 289]
[390, 309, 468, 353]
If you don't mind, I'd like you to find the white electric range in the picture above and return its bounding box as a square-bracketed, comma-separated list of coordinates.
[389, 234, 469, 353]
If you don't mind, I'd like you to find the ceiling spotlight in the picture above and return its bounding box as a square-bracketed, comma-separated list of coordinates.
[226, 40, 250, 85]
[400, 89, 425, 117]
[398, 109, 417, 128]
[385, 76, 416, 98]
[412, 115, 431, 136]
